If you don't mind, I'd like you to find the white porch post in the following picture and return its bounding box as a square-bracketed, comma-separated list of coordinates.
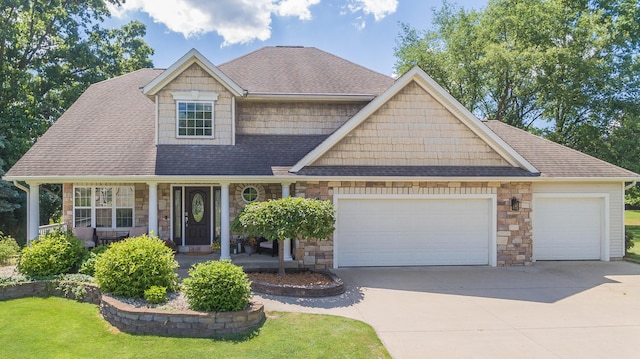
[27, 182, 40, 243]
[282, 183, 293, 261]
[220, 183, 231, 260]
[148, 182, 158, 236]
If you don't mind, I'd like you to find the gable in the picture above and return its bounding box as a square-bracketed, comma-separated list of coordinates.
[310, 81, 510, 167]
[157, 63, 235, 145]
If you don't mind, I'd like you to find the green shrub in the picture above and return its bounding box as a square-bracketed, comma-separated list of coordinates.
[144, 285, 167, 304]
[626, 230, 635, 251]
[0, 233, 21, 265]
[79, 245, 109, 276]
[183, 260, 252, 312]
[94, 235, 178, 298]
[18, 230, 87, 276]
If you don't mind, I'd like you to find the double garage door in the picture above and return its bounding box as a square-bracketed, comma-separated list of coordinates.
[335, 195, 607, 267]
[336, 197, 493, 267]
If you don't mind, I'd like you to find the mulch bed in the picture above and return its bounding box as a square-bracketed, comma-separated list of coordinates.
[246, 271, 334, 287]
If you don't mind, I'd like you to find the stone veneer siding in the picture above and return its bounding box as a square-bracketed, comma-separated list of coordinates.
[295, 181, 533, 268]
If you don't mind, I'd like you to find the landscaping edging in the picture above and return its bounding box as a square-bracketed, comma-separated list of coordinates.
[0, 281, 101, 304]
[247, 269, 345, 297]
[0, 281, 265, 338]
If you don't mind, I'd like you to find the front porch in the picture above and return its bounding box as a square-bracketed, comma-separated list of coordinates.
[175, 251, 297, 278]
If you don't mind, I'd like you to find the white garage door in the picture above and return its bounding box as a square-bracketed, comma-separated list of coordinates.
[336, 197, 492, 267]
[534, 197, 603, 260]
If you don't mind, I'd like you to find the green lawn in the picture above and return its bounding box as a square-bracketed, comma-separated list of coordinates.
[0, 297, 390, 359]
[625, 210, 640, 226]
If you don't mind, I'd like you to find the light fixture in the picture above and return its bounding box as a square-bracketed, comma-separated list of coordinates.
[511, 196, 520, 211]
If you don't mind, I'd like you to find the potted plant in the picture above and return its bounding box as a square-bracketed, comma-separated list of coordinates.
[210, 240, 221, 254]
[243, 237, 257, 255]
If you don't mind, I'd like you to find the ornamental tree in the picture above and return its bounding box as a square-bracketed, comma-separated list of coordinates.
[238, 197, 335, 276]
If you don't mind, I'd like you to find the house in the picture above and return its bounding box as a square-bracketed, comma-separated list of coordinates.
[4, 46, 639, 268]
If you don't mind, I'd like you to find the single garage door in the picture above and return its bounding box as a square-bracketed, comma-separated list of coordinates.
[534, 197, 603, 260]
[336, 197, 492, 267]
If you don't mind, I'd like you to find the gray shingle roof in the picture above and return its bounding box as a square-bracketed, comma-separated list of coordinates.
[6, 68, 163, 177]
[156, 135, 327, 176]
[218, 46, 394, 95]
[485, 121, 638, 178]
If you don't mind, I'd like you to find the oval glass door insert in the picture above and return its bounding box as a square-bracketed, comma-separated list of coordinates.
[192, 193, 204, 223]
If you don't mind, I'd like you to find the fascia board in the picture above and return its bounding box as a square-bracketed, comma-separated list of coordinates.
[143, 49, 244, 97]
[290, 69, 413, 173]
[291, 66, 539, 174]
[409, 68, 539, 173]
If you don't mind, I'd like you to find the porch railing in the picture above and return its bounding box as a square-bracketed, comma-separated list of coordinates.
[38, 223, 67, 236]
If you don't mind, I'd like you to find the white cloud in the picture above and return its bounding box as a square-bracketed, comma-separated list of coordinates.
[276, 0, 321, 20]
[348, 0, 398, 21]
[107, 0, 395, 45]
[109, 0, 276, 46]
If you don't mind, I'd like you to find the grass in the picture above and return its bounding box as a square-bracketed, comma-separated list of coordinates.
[0, 297, 390, 359]
[625, 210, 640, 226]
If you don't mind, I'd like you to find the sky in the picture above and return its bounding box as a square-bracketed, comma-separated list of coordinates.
[105, 0, 488, 77]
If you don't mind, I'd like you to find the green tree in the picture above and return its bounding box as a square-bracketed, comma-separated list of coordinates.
[394, 0, 640, 138]
[239, 197, 336, 276]
[394, 0, 640, 199]
[0, 0, 154, 240]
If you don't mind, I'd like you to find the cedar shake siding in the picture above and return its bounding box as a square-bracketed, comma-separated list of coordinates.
[312, 81, 510, 167]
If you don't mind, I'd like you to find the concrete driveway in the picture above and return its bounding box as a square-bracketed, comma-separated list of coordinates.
[255, 261, 640, 359]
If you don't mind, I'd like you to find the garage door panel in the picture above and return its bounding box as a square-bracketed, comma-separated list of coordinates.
[534, 197, 602, 260]
[337, 198, 491, 267]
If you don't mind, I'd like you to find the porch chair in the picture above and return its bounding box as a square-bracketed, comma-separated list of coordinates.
[257, 237, 278, 257]
[127, 226, 148, 238]
[72, 227, 97, 248]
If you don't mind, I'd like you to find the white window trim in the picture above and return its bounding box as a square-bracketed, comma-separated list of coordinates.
[172, 91, 219, 139]
[72, 185, 135, 229]
[241, 185, 259, 203]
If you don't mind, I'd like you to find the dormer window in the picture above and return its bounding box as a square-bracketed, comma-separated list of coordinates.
[177, 101, 213, 137]
[172, 91, 219, 138]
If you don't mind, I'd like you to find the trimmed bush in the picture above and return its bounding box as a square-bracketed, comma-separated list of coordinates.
[183, 260, 252, 312]
[94, 235, 178, 298]
[144, 285, 167, 304]
[18, 230, 87, 276]
[0, 233, 20, 265]
[79, 245, 109, 276]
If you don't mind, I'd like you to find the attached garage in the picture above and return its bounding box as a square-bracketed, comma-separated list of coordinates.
[335, 195, 496, 267]
[533, 194, 608, 261]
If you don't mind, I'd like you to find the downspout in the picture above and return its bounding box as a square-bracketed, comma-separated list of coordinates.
[625, 181, 637, 191]
[13, 181, 30, 245]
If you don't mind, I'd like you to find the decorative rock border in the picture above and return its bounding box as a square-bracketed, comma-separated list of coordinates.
[247, 268, 345, 297]
[1, 281, 265, 338]
[100, 295, 265, 337]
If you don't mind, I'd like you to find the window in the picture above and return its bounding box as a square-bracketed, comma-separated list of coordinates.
[73, 186, 134, 228]
[177, 101, 213, 137]
[241, 186, 259, 203]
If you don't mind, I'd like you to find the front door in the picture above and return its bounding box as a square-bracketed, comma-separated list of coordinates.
[185, 187, 211, 245]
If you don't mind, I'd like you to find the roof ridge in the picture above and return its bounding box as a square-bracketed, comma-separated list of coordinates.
[217, 46, 269, 67]
[307, 47, 393, 79]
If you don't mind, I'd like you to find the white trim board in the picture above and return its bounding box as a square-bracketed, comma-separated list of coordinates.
[291, 66, 538, 174]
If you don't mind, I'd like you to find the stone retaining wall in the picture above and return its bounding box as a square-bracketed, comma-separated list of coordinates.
[1, 282, 265, 338]
[100, 295, 265, 337]
[0, 281, 101, 304]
